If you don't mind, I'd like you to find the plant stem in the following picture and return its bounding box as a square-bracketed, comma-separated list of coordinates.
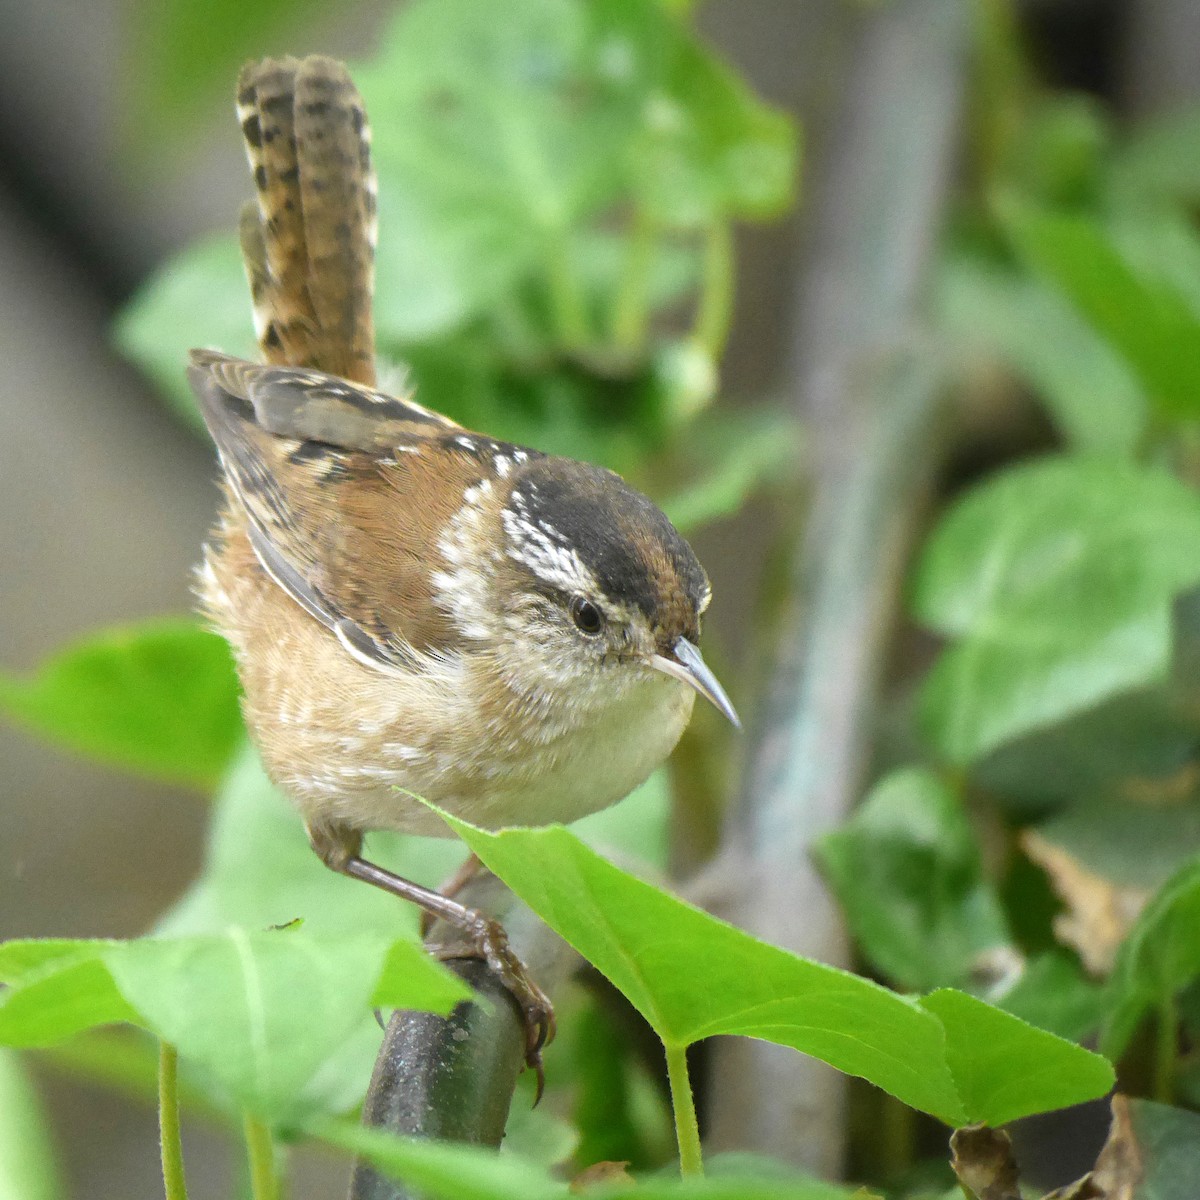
[1155, 992, 1179, 1104]
[665, 1043, 703, 1177]
[244, 1113, 280, 1200]
[694, 220, 734, 358]
[158, 1042, 189, 1200]
[611, 205, 656, 356]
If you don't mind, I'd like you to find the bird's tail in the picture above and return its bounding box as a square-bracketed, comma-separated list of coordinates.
[235, 56, 377, 386]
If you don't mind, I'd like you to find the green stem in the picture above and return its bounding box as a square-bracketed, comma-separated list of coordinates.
[158, 1042, 189, 1200]
[694, 219, 734, 358]
[243, 1113, 280, 1200]
[1155, 992, 1179, 1104]
[611, 205, 657, 356]
[665, 1043, 703, 1177]
[545, 227, 590, 351]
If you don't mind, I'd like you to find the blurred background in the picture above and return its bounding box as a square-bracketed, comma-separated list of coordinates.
[3, 0, 1199, 1196]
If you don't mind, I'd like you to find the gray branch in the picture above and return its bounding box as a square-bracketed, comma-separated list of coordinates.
[706, 0, 971, 1175]
[349, 873, 580, 1200]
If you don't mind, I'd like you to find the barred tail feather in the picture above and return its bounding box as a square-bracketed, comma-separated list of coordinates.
[236, 56, 377, 386]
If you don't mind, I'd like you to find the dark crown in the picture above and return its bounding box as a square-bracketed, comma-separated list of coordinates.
[504, 457, 709, 646]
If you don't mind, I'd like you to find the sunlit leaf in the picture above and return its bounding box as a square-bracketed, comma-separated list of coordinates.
[0, 930, 467, 1126]
[445, 815, 1114, 1127]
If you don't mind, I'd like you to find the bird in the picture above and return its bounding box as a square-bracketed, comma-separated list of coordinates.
[188, 55, 738, 1072]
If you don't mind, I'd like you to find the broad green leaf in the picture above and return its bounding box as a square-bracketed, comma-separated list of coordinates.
[114, 233, 256, 429]
[445, 815, 1113, 1127]
[156, 744, 465, 939]
[1001, 199, 1200, 418]
[320, 1122, 861, 1200]
[1103, 860, 1200, 1060]
[320, 1121, 567, 1200]
[935, 255, 1145, 455]
[913, 457, 1200, 764]
[0, 950, 139, 1047]
[0, 619, 242, 788]
[356, 0, 794, 340]
[0, 931, 467, 1125]
[0, 1049, 61, 1200]
[357, 0, 632, 341]
[917, 988, 1112, 1130]
[815, 768, 1011, 992]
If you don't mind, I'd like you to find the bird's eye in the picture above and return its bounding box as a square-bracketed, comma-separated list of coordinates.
[569, 595, 604, 635]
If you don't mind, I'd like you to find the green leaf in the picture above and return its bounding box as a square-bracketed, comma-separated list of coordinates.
[917, 988, 1112, 1130]
[609, 3, 798, 229]
[114, 233, 256, 429]
[1108, 210, 1200, 322]
[815, 768, 1011, 992]
[444, 815, 1113, 1127]
[1103, 860, 1200, 1060]
[320, 1121, 862, 1200]
[1000, 199, 1200, 419]
[913, 457, 1200, 765]
[935, 254, 1146, 455]
[0, 619, 242, 789]
[320, 1122, 567, 1200]
[356, 0, 795, 341]
[0, 931, 467, 1125]
[156, 744, 466, 938]
[0, 1049, 62, 1200]
[0, 949, 140, 1047]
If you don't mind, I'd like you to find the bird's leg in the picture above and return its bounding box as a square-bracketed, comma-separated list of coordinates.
[419, 852, 485, 938]
[307, 822, 555, 1076]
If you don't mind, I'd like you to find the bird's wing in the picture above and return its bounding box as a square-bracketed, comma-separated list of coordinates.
[189, 349, 479, 667]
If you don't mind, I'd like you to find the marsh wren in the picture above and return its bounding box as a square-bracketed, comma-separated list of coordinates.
[190, 56, 737, 1069]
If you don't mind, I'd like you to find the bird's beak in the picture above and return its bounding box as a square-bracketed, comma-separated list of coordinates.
[649, 637, 740, 728]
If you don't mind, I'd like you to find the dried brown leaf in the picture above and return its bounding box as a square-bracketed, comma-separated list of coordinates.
[1043, 1095, 1142, 1200]
[950, 1124, 1021, 1200]
[1021, 831, 1149, 973]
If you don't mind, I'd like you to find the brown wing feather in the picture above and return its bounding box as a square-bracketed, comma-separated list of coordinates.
[188, 350, 477, 659]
